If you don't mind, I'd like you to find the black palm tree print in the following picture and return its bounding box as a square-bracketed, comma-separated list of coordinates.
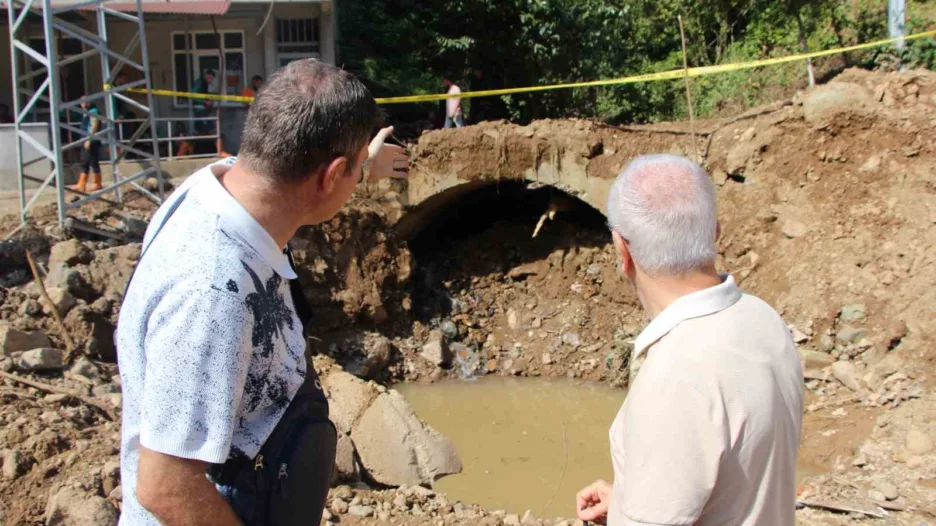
[241, 260, 294, 358]
[241, 261, 296, 413]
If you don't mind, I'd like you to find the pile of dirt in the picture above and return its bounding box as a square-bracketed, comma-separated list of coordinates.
[1, 66, 935, 524]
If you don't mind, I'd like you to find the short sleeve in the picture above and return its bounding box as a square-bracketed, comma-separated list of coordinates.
[610, 373, 726, 525]
[139, 286, 253, 463]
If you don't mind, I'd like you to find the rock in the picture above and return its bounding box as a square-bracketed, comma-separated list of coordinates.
[420, 330, 451, 367]
[781, 220, 808, 239]
[332, 433, 359, 483]
[49, 239, 93, 268]
[321, 371, 377, 435]
[906, 456, 924, 469]
[803, 82, 874, 127]
[0, 357, 12, 372]
[740, 126, 757, 142]
[868, 489, 886, 502]
[836, 326, 868, 344]
[840, 304, 867, 323]
[2, 449, 28, 480]
[392, 493, 408, 509]
[0, 323, 53, 356]
[439, 320, 458, 340]
[504, 514, 521, 526]
[871, 354, 904, 377]
[331, 499, 349, 515]
[348, 505, 374, 517]
[521, 510, 537, 525]
[859, 155, 882, 173]
[101, 460, 120, 495]
[541, 352, 553, 365]
[831, 361, 861, 391]
[44, 288, 77, 315]
[800, 350, 835, 370]
[45, 487, 118, 526]
[507, 309, 521, 330]
[876, 482, 899, 501]
[69, 357, 102, 382]
[321, 508, 333, 522]
[351, 390, 462, 486]
[117, 215, 148, 238]
[561, 332, 582, 348]
[377, 510, 391, 521]
[907, 429, 934, 455]
[16, 348, 65, 371]
[107, 485, 121, 502]
[364, 335, 392, 374]
[790, 327, 809, 344]
[19, 299, 42, 317]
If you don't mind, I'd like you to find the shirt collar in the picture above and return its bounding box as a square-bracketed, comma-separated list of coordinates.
[633, 273, 742, 360]
[191, 158, 297, 280]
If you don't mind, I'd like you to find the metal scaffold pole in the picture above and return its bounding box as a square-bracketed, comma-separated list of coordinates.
[6, 0, 165, 226]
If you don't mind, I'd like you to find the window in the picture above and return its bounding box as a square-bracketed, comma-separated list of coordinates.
[171, 30, 246, 107]
[275, 18, 320, 66]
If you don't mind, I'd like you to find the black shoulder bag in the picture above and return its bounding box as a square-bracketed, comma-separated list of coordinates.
[127, 192, 337, 526]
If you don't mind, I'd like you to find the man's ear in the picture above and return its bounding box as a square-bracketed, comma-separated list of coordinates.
[319, 156, 349, 194]
[611, 230, 633, 275]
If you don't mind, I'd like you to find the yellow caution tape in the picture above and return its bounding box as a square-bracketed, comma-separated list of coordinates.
[124, 29, 936, 105]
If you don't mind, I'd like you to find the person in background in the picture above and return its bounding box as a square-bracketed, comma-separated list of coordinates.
[575, 154, 803, 526]
[68, 97, 103, 193]
[192, 69, 217, 134]
[241, 75, 264, 101]
[113, 72, 139, 146]
[0, 104, 13, 124]
[443, 75, 464, 128]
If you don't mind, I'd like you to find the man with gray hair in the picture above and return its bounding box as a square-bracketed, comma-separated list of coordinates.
[576, 154, 803, 525]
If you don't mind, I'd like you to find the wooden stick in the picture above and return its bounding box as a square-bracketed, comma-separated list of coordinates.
[25, 251, 76, 363]
[3, 222, 25, 240]
[0, 370, 116, 421]
[678, 15, 701, 163]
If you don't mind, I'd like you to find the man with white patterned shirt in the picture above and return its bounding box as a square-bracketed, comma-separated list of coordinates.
[117, 60, 408, 525]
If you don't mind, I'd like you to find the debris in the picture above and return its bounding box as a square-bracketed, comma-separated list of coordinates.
[781, 220, 808, 239]
[0, 323, 53, 355]
[420, 330, 451, 367]
[907, 429, 934, 455]
[15, 348, 65, 371]
[831, 361, 861, 392]
[839, 304, 867, 323]
[0, 370, 116, 421]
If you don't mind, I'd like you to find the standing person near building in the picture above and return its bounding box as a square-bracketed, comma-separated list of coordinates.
[241, 75, 265, 101]
[575, 154, 803, 526]
[116, 59, 409, 526]
[68, 97, 103, 193]
[443, 75, 465, 128]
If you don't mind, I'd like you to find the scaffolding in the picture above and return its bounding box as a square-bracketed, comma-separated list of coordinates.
[6, 0, 164, 226]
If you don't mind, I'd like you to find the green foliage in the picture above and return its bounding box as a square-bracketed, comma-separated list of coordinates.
[339, 0, 936, 125]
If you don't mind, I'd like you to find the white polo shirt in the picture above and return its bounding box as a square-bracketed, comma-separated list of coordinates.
[608, 275, 803, 526]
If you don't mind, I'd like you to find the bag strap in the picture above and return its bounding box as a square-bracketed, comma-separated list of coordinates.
[284, 246, 313, 332]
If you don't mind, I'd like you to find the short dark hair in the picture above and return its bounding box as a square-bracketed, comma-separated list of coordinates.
[239, 59, 382, 184]
[204, 69, 216, 77]
[252, 75, 264, 82]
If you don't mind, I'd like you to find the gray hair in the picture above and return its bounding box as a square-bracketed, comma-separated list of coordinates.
[606, 154, 717, 275]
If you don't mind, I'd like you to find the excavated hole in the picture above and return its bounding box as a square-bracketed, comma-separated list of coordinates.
[404, 180, 609, 325]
